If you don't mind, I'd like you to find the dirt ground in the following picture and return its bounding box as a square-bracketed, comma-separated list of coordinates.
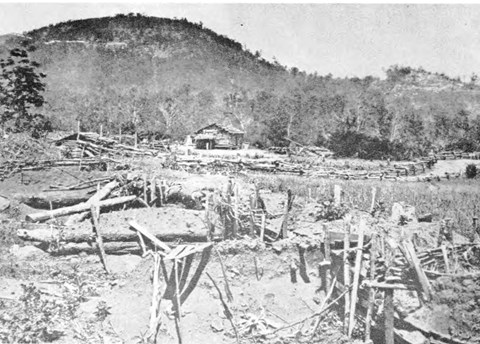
[1, 164, 480, 344]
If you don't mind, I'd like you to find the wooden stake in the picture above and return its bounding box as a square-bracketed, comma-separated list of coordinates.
[158, 179, 164, 206]
[281, 190, 293, 239]
[344, 218, 351, 334]
[143, 174, 148, 204]
[174, 259, 183, 344]
[384, 288, 394, 344]
[77, 120, 80, 141]
[402, 239, 433, 301]
[150, 177, 157, 206]
[348, 219, 365, 337]
[260, 213, 266, 242]
[233, 182, 239, 238]
[100, 124, 103, 137]
[441, 244, 450, 273]
[365, 235, 377, 342]
[369, 187, 377, 214]
[90, 204, 109, 273]
[298, 243, 310, 283]
[324, 224, 331, 292]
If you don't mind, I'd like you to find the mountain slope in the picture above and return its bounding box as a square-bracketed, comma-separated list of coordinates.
[2, 14, 480, 158]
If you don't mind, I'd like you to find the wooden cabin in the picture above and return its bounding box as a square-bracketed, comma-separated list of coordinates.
[194, 123, 244, 149]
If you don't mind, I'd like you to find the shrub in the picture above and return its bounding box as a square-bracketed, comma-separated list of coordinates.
[466, 164, 478, 179]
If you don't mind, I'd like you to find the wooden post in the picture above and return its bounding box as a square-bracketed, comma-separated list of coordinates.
[233, 182, 239, 238]
[473, 217, 479, 242]
[143, 174, 148, 204]
[280, 190, 293, 239]
[290, 259, 298, 284]
[365, 235, 377, 342]
[298, 243, 310, 283]
[158, 179, 164, 207]
[77, 120, 80, 141]
[369, 187, 377, 214]
[259, 213, 266, 241]
[249, 209, 255, 237]
[384, 288, 395, 344]
[348, 219, 365, 338]
[334, 185, 341, 206]
[150, 177, 157, 207]
[100, 124, 103, 137]
[119, 127, 122, 144]
[90, 204, 109, 273]
[323, 224, 331, 292]
[344, 217, 351, 334]
[174, 259, 183, 344]
[441, 244, 450, 273]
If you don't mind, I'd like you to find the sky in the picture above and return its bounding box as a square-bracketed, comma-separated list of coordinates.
[1, 2, 480, 79]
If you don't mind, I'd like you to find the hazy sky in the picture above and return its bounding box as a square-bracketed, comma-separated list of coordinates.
[1, 3, 480, 79]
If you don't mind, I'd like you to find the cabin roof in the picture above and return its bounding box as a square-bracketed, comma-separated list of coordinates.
[194, 123, 244, 135]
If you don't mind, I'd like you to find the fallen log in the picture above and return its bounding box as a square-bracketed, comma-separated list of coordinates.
[65, 180, 119, 225]
[19, 225, 209, 244]
[14, 188, 96, 210]
[25, 195, 137, 222]
[49, 241, 142, 255]
[19, 209, 210, 243]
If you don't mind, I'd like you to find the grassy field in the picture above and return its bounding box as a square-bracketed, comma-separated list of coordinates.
[254, 174, 480, 238]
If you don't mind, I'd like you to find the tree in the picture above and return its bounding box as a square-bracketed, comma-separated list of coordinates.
[0, 44, 49, 137]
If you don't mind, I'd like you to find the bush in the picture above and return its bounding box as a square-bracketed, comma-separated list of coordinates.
[466, 164, 478, 179]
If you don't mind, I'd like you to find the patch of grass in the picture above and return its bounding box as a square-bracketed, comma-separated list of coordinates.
[254, 174, 480, 238]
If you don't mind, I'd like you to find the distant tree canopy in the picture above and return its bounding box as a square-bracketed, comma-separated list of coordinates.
[2, 14, 480, 158]
[0, 42, 50, 137]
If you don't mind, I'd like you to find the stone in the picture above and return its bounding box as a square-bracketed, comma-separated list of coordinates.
[395, 329, 428, 344]
[210, 319, 224, 332]
[391, 202, 417, 225]
[0, 196, 10, 212]
[9, 244, 47, 260]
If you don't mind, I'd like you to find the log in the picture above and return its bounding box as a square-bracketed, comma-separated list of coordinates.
[49, 241, 142, 255]
[19, 209, 210, 243]
[18, 223, 209, 244]
[15, 188, 96, 210]
[25, 195, 137, 222]
[65, 180, 119, 225]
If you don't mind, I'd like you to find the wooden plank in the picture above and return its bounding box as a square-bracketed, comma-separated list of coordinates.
[128, 220, 172, 254]
[402, 239, 433, 301]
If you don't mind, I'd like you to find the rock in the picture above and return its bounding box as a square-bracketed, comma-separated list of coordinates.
[391, 202, 417, 225]
[418, 213, 433, 223]
[210, 319, 224, 332]
[9, 244, 47, 260]
[0, 196, 10, 212]
[395, 329, 428, 344]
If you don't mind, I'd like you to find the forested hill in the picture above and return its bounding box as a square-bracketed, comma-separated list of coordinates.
[2, 13, 480, 159]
